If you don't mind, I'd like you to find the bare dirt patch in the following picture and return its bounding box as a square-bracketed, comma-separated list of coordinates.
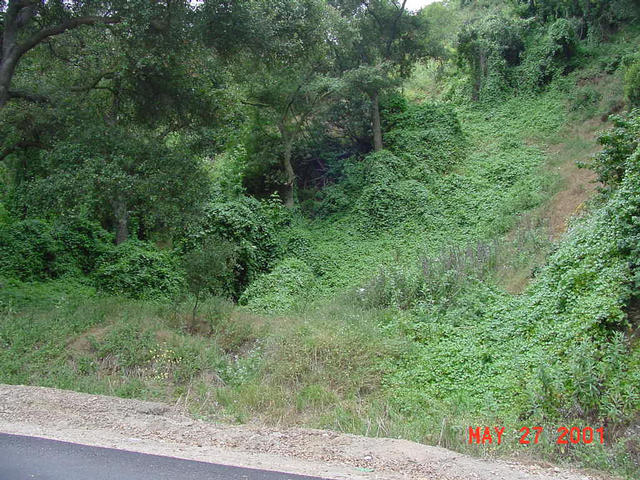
[546, 156, 598, 240]
[0, 384, 607, 480]
[502, 118, 603, 293]
[67, 324, 110, 354]
[544, 119, 602, 240]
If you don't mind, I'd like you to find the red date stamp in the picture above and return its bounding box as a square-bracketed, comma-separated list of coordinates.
[468, 426, 605, 445]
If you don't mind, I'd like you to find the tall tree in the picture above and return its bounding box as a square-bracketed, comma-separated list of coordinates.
[244, 71, 338, 207]
[332, 0, 430, 151]
[203, 0, 338, 207]
[1, 1, 226, 243]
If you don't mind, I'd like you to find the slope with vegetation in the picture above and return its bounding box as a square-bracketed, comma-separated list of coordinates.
[1, 0, 640, 478]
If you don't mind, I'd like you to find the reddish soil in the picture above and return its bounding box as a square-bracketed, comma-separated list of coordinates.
[545, 119, 602, 240]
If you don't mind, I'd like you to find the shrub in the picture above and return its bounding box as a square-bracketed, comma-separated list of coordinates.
[0, 217, 112, 280]
[50, 216, 114, 276]
[239, 258, 315, 312]
[183, 237, 237, 317]
[518, 19, 579, 90]
[353, 103, 465, 232]
[0, 219, 57, 281]
[365, 150, 409, 183]
[385, 103, 465, 175]
[609, 148, 640, 289]
[570, 86, 602, 114]
[547, 18, 578, 62]
[93, 241, 185, 299]
[0, 202, 9, 226]
[360, 241, 499, 310]
[358, 263, 422, 310]
[380, 91, 409, 122]
[356, 179, 432, 232]
[182, 196, 279, 297]
[314, 159, 368, 217]
[624, 59, 640, 107]
[589, 109, 639, 188]
[456, 13, 526, 101]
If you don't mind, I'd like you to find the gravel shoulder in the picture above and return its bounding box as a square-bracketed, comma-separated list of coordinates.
[0, 384, 605, 480]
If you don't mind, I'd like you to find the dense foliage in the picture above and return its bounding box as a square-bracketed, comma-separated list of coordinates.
[2, 0, 640, 477]
[0, 217, 112, 280]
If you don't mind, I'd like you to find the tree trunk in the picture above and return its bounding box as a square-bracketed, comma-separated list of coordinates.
[192, 291, 200, 323]
[1, 1, 20, 108]
[279, 124, 295, 208]
[112, 196, 129, 245]
[370, 90, 383, 152]
[0, 57, 19, 109]
[0, 84, 9, 109]
[472, 51, 486, 102]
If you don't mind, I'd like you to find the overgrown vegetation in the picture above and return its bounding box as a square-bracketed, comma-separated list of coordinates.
[1, 0, 639, 478]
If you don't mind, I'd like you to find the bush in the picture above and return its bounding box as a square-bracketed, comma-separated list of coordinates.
[93, 241, 185, 299]
[608, 148, 640, 289]
[0, 219, 57, 281]
[380, 91, 409, 121]
[352, 103, 465, 232]
[356, 178, 432, 232]
[547, 18, 578, 62]
[0, 202, 9, 227]
[456, 14, 526, 101]
[360, 241, 500, 310]
[385, 103, 466, 175]
[589, 109, 639, 188]
[51, 217, 114, 276]
[239, 258, 315, 312]
[183, 237, 237, 310]
[0, 217, 112, 281]
[517, 19, 579, 90]
[314, 158, 368, 217]
[624, 59, 640, 107]
[570, 86, 602, 114]
[182, 196, 279, 297]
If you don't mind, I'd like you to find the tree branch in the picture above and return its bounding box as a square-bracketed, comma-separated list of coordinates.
[8, 89, 49, 103]
[70, 71, 116, 92]
[17, 15, 121, 57]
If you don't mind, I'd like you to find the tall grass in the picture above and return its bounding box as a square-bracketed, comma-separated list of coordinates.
[359, 214, 552, 310]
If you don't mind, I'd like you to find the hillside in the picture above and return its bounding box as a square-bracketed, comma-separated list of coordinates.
[1, 1, 640, 478]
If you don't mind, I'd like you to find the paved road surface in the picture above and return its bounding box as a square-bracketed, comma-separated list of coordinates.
[0, 433, 329, 480]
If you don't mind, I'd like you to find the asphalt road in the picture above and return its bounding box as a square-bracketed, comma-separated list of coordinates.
[0, 433, 329, 480]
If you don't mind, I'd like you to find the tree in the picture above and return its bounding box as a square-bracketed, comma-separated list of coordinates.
[183, 237, 236, 321]
[625, 59, 640, 108]
[12, 121, 211, 244]
[246, 73, 338, 207]
[1, 1, 230, 244]
[204, 0, 338, 207]
[513, 0, 639, 39]
[332, 0, 431, 151]
[0, 0, 121, 107]
[457, 15, 511, 101]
